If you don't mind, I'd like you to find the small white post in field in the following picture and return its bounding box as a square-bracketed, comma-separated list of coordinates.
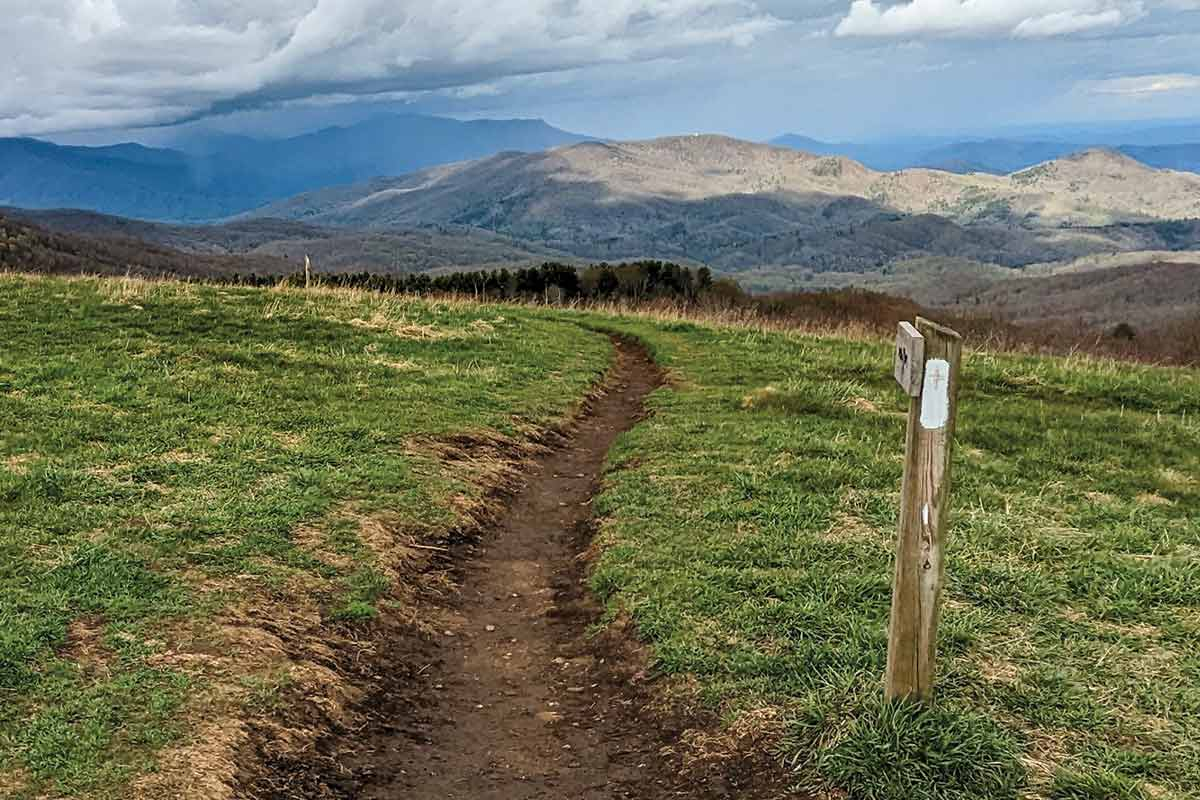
[885, 317, 962, 703]
[304, 255, 313, 289]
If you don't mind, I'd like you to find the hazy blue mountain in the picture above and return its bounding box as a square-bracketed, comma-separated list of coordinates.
[0, 138, 253, 221]
[1001, 119, 1200, 147]
[179, 114, 593, 199]
[768, 134, 841, 155]
[1118, 144, 1200, 173]
[771, 132, 1200, 175]
[768, 134, 954, 171]
[918, 141, 1200, 175]
[913, 140, 1081, 174]
[0, 114, 590, 222]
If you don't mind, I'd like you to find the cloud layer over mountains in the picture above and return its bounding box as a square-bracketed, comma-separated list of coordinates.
[1, 1, 1198, 139]
[0, 0, 781, 135]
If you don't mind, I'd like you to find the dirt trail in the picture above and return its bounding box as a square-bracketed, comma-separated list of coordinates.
[249, 337, 788, 799]
[357, 336, 666, 799]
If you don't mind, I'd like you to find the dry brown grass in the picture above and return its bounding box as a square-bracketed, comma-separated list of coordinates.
[844, 396, 882, 414]
[822, 511, 883, 545]
[676, 705, 789, 768]
[62, 617, 113, 678]
[569, 289, 1200, 367]
[978, 655, 1022, 685]
[131, 715, 250, 800]
[3, 453, 38, 475]
[348, 312, 448, 339]
[22, 268, 1200, 367]
[0, 768, 30, 796]
[269, 431, 304, 450]
[159, 449, 209, 465]
[741, 386, 783, 409]
[133, 601, 359, 800]
[1159, 467, 1196, 491]
[374, 357, 420, 371]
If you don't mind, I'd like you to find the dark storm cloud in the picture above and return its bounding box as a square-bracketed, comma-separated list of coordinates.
[0, 0, 784, 135]
[3, 1, 1199, 139]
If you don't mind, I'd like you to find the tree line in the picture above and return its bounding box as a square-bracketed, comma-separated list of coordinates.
[228, 260, 731, 303]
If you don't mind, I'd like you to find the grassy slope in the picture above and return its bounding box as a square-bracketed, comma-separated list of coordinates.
[4, 275, 1199, 799]
[583, 315, 1200, 800]
[0, 275, 611, 798]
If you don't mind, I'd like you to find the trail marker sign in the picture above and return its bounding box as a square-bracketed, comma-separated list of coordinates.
[885, 317, 962, 703]
[894, 322, 925, 397]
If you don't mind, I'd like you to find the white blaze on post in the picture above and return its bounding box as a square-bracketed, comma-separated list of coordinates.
[919, 359, 951, 430]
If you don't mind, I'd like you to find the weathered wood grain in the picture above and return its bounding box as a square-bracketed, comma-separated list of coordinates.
[885, 316, 962, 702]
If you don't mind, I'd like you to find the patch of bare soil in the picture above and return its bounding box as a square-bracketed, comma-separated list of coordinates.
[237, 337, 794, 800]
[62, 616, 113, 678]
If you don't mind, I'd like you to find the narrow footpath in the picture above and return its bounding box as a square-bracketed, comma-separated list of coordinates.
[250, 337, 789, 800]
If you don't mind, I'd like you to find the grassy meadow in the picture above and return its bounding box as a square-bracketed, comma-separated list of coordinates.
[0, 274, 611, 798]
[3, 271, 1199, 800]
[582, 312, 1200, 799]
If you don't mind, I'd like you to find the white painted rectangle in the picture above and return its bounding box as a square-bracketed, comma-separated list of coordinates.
[894, 322, 925, 397]
[919, 358, 951, 430]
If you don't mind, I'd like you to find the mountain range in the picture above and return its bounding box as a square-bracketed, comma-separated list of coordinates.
[770, 134, 1200, 175]
[5, 120, 1200, 296]
[0, 114, 587, 222]
[238, 136, 1200, 273]
[6, 123, 1200, 335]
[5, 113, 1200, 226]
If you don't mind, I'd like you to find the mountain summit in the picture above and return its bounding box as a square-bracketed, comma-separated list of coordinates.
[243, 135, 1200, 272]
[253, 135, 1200, 230]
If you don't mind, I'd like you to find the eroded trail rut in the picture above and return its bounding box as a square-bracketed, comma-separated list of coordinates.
[250, 337, 786, 800]
[361, 338, 667, 799]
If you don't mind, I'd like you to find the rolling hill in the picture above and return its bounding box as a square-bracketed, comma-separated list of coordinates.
[937, 260, 1200, 329]
[9, 134, 1200, 286]
[0, 211, 288, 278]
[3, 208, 571, 273]
[246, 136, 1200, 271]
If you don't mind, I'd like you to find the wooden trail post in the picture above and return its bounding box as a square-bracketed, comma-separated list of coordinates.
[885, 317, 963, 703]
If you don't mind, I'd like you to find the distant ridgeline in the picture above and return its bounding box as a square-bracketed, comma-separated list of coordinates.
[229, 260, 722, 303]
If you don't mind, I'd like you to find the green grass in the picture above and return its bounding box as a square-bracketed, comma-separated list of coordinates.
[577, 314, 1200, 800]
[0, 274, 611, 797]
[5, 274, 1200, 800]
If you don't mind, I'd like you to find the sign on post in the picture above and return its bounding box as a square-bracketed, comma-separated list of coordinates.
[885, 317, 962, 703]
[894, 322, 925, 397]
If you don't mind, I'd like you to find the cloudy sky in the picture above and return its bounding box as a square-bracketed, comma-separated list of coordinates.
[3, 0, 1199, 143]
